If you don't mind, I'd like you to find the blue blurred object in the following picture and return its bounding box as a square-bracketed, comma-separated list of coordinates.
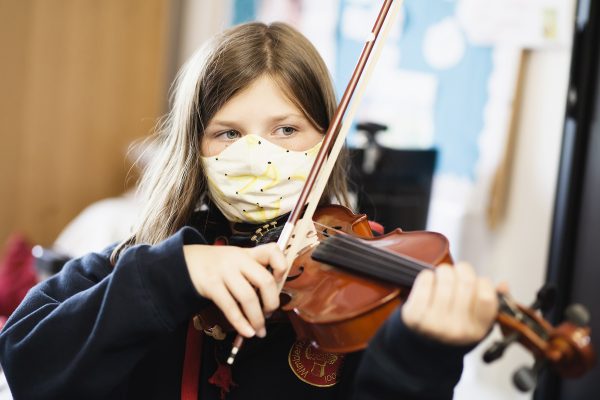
[336, 0, 492, 179]
[232, 0, 257, 24]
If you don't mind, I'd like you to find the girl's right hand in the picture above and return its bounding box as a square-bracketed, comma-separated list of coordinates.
[183, 243, 287, 338]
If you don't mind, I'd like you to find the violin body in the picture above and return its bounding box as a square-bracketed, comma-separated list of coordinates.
[194, 204, 451, 352]
[281, 204, 452, 353]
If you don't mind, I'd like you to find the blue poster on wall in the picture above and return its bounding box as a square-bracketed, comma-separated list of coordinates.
[336, 0, 493, 179]
[232, 0, 258, 24]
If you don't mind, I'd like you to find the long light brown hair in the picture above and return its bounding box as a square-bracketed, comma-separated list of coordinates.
[111, 22, 349, 263]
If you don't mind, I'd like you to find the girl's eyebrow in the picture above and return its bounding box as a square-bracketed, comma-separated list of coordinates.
[206, 119, 240, 128]
[267, 114, 306, 123]
[209, 114, 306, 128]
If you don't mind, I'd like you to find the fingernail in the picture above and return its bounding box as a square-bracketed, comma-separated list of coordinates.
[243, 326, 256, 337]
[257, 327, 267, 338]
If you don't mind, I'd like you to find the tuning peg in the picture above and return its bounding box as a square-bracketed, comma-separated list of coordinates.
[565, 303, 590, 326]
[483, 332, 520, 363]
[513, 360, 546, 392]
[531, 284, 557, 312]
[513, 365, 537, 392]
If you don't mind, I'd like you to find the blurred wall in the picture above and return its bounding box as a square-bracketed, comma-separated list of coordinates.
[177, 0, 232, 67]
[455, 48, 573, 400]
[0, 0, 177, 246]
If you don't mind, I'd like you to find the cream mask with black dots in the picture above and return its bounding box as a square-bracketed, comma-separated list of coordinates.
[201, 134, 322, 223]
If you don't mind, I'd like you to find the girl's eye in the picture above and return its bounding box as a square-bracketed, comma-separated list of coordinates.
[278, 126, 297, 136]
[221, 130, 240, 140]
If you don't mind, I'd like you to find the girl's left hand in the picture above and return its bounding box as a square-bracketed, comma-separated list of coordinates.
[401, 262, 499, 345]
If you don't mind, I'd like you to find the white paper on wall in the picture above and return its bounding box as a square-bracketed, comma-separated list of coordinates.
[456, 0, 573, 48]
[356, 69, 438, 149]
[423, 17, 466, 70]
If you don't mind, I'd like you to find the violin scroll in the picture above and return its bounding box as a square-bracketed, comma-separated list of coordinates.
[483, 286, 596, 391]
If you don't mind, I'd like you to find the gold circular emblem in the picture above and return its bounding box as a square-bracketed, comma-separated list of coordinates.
[287, 340, 344, 387]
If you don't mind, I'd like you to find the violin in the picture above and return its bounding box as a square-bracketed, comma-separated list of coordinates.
[284, 204, 596, 391]
[195, 0, 596, 391]
[195, 203, 595, 390]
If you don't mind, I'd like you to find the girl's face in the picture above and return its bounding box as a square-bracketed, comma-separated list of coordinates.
[201, 75, 324, 157]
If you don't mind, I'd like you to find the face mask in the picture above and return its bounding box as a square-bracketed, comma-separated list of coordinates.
[201, 134, 322, 223]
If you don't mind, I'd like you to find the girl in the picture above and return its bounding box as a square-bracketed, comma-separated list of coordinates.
[0, 22, 498, 399]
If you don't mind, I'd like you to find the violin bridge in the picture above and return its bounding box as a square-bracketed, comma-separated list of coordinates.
[280, 219, 318, 266]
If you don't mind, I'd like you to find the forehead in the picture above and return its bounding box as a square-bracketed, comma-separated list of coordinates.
[211, 75, 303, 122]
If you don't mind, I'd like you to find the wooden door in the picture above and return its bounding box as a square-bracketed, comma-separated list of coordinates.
[0, 0, 175, 246]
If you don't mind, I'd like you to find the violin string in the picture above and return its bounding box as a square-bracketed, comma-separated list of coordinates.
[331, 236, 423, 276]
[319, 237, 424, 281]
[312, 235, 430, 286]
[312, 240, 417, 286]
[329, 234, 432, 275]
[311, 221, 432, 275]
[325, 243, 419, 286]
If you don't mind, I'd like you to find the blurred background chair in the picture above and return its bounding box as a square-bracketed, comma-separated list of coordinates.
[349, 122, 437, 232]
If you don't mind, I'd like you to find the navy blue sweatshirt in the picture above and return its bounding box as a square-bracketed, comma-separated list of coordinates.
[0, 211, 472, 399]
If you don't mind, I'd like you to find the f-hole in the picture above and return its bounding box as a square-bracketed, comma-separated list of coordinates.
[321, 226, 343, 237]
[286, 265, 304, 281]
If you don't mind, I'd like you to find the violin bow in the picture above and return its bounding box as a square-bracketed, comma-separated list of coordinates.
[227, 0, 405, 365]
[279, 0, 403, 267]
